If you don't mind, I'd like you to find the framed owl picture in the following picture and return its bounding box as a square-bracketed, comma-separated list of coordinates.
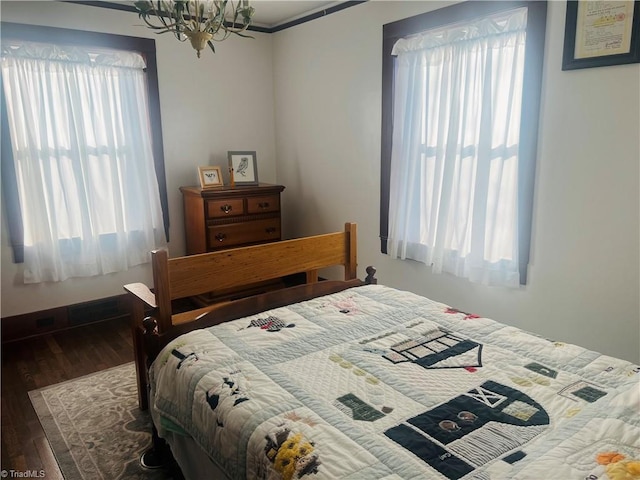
[198, 166, 224, 189]
[227, 151, 258, 185]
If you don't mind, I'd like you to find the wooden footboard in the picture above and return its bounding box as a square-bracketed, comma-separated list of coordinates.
[125, 222, 364, 410]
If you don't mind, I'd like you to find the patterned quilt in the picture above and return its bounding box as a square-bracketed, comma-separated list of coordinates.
[149, 285, 640, 480]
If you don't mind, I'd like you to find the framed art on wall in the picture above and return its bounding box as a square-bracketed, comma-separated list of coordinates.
[562, 0, 640, 70]
[227, 151, 258, 185]
[198, 166, 224, 189]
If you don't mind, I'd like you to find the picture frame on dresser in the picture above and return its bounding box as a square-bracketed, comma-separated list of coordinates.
[562, 0, 640, 70]
[198, 166, 224, 189]
[227, 151, 258, 185]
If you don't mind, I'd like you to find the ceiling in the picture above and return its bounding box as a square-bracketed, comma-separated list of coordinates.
[248, 1, 341, 28]
[92, 1, 347, 30]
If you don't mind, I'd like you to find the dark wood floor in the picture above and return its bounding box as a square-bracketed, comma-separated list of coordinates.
[1, 317, 134, 478]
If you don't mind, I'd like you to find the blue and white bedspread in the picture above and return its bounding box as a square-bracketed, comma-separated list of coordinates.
[149, 285, 640, 480]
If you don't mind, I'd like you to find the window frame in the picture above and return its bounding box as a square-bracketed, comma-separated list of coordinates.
[379, 1, 547, 285]
[0, 21, 170, 263]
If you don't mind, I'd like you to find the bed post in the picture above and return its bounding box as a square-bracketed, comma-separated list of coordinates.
[365, 266, 377, 285]
[345, 222, 357, 280]
[133, 315, 160, 411]
[129, 297, 150, 410]
[142, 316, 162, 364]
[305, 270, 319, 283]
[151, 249, 173, 334]
[139, 315, 174, 470]
[123, 281, 159, 411]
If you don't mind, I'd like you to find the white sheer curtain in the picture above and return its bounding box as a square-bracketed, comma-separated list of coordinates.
[1, 41, 166, 283]
[387, 7, 527, 287]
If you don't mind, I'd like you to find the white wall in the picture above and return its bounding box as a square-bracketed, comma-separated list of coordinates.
[2, 1, 638, 364]
[0, 1, 277, 316]
[273, 1, 640, 363]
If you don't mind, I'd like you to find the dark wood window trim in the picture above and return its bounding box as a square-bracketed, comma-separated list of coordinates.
[1, 22, 170, 263]
[379, 1, 547, 285]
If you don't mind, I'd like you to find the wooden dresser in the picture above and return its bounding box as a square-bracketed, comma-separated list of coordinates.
[180, 183, 285, 255]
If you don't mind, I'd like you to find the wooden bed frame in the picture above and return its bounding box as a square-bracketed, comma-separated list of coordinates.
[124, 222, 376, 410]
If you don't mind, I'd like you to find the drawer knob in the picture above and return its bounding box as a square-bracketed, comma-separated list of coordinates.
[258, 202, 270, 209]
[265, 227, 277, 234]
[215, 233, 227, 242]
[220, 204, 233, 214]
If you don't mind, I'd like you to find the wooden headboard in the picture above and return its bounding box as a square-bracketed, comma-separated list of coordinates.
[124, 222, 362, 409]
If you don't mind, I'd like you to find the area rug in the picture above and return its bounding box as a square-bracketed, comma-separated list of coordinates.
[29, 363, 179, 480]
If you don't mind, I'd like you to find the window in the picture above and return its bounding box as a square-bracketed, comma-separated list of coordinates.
[1, 23, 169, 283]
[380, 1, 547, 287]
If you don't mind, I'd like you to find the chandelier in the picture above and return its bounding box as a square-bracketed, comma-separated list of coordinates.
[134, 0, 255, 58]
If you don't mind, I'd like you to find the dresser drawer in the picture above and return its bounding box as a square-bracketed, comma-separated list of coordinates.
[207, 219, 281, 249]
[247, 195, 280, 214]
[181, 184, 285, 255]
[206, 198, 245, 219]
